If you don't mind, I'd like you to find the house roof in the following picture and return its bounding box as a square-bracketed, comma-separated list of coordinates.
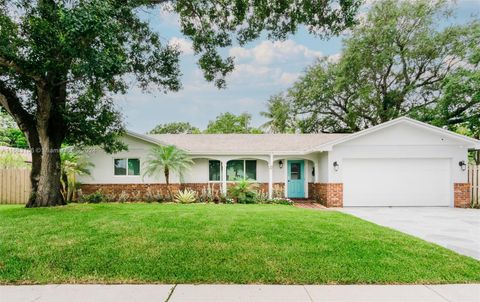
[145, 133, 349, 154]
[309, 117, 480, 151]
[126, 117, 480, 155]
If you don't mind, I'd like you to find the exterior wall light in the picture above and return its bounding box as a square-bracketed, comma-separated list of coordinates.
[279, 160, 283, 169]
[459, 160, 467, 171]
[333, 161, 339, 171]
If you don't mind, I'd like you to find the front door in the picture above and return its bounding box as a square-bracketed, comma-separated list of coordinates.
[287, 160, 305, 198]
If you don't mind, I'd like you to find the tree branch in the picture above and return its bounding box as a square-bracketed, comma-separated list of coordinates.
[0, 57, 43, 83]
[0, 81, 37, 139]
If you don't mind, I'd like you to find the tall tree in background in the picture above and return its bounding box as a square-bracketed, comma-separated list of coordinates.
[205, 112, 262, 134]
[260, 94, 294, 133]
[0, 109, 28, 148]
[283, 0, 479, 133]
[0, 0, 361, 207]
[149, 122, 200, 134]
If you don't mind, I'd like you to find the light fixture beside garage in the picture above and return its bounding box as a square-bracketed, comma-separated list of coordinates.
[333, 161, 339, 171]
[279, 160, 283, 169]
[458, 160, 467, 171]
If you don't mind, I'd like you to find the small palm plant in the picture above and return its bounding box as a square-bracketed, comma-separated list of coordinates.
[143, 145, 193, 199]
[60, 148, 93, 202]
[228, 179, 259, 204]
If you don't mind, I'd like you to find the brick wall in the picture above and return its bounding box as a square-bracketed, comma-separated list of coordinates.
[310, 183, 343, 207]
[454, 183, 471, 208]
[80, 182, 286, 200]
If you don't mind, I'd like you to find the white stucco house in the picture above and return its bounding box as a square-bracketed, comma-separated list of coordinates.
[79, 117, 480, 207]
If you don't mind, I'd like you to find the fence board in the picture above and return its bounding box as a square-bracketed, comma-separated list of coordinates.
[0, 169, 31, 204]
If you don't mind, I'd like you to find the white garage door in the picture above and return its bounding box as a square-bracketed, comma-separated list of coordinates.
[343, 158, 451, 207]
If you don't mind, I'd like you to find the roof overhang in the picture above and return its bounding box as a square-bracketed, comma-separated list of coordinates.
[308, 117, 480, 152]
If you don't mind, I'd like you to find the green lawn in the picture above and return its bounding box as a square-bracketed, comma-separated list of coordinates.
[0, 203, 479, 285]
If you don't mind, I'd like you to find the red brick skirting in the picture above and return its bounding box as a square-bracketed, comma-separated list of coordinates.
[310, 183, 343, 207]
[454, 183, 471, 208]
[80, 182, 286, 200]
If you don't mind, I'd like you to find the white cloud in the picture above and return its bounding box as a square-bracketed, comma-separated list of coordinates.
[229, 40, 322, 65]
[278, 72, 300, 85]
[169, 37, 194, 55]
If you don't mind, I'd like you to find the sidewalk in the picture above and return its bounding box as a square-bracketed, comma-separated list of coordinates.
[1, 284, 479, 302]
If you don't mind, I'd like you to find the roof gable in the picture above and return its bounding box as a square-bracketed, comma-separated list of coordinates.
[311, 117, 480, 150]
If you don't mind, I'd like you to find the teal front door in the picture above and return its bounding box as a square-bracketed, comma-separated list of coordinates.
[287, 160, 305, 198]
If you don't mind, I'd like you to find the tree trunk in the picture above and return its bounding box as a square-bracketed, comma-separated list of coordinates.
[25, 83, 67, 207]
[164, 168, 172, 201]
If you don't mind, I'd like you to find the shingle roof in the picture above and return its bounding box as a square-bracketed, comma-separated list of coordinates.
[146, 133, 350, 153]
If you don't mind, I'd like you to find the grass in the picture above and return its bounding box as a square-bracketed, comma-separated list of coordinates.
[0, 203, 479, 285]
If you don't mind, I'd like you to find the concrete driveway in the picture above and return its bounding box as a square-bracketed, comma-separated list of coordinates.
[339, 207, 480, 260]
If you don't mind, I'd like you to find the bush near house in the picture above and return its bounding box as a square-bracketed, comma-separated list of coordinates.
[76, 181, 292, 205]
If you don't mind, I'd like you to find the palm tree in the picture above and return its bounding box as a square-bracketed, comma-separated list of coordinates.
[260, 94, 294, 133]
[60, 148, 93, 202]
[143, 145, 194, 198]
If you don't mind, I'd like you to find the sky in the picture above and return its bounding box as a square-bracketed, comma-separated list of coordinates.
[115, 0, 480, 134]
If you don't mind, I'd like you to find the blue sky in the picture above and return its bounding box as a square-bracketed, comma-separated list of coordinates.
[116, 1, 480, 133]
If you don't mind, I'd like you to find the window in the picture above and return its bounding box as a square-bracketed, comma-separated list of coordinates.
[209, 160, 221, 181]
[245, 160, 256, 180]
[227, 160, 256, 181]
[114, 158, 140, 176]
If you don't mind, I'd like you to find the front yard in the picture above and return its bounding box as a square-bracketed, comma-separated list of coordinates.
[0, 203, 479, 284]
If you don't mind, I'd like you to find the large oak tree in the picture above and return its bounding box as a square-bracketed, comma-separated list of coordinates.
[0, 0, 360, 207]
[280, 0, 479, 134]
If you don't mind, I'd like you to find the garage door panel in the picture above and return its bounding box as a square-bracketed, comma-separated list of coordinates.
[343, 158, 451, 207]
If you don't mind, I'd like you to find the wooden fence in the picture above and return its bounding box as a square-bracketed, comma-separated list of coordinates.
[0, 169, 31, 204]
[469, 164, 479, 205]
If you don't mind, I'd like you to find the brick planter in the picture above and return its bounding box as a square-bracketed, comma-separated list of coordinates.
[311, 183, 343, 207]
[454, 183, 471, 208]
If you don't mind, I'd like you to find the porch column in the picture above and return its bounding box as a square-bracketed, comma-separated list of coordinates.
[268, 154, 274, 199]
[314, 160, 319, 183]
[221, 160, 227, 194]
[283, 158, 288, 198]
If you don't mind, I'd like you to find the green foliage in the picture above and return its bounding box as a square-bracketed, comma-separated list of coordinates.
[149, 122, 200, 134]
[205, 112, 263, 134]
[143, 145, 193, 186]
[165, 0, 361, 88]
[282, 0, 479, 133]
[0, 110, 28, 148]
[174, 189, 197, 204]
[0, 0, 361, 148]
[79, 191, 107, 204]
[227, 179, 259, 204]
[0, 151, 28, 169]
[260, 94, 295, 133]
[60, 148, 93, 202]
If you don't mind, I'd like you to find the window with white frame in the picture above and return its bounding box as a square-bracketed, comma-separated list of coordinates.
[209, 160, 221, 181]
[227, 160, 256, 181]
[114, 158, 140, 176]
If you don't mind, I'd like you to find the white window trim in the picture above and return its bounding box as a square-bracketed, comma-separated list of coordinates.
[226, 160, 257, 181]
[113, 158, 141, 177]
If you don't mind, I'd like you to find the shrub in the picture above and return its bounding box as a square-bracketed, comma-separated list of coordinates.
[267, 198, 294, 205]
[80, 190, 106, 203]
[118, 191, 130, 203]
[144, 188, 166, 203]
[228, 179, 258, 204]
[174, 189, 197, 204]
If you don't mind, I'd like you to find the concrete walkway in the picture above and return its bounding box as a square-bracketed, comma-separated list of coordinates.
[340, 207, 480, 260]
[1, 284, 479, 302]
